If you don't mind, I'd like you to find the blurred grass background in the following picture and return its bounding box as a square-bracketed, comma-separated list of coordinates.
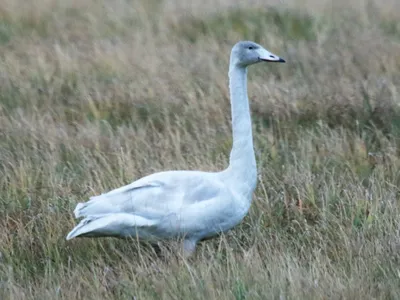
[1, 0, 400, 299]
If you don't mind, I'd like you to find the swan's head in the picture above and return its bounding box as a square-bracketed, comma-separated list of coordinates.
[231, 41, 285, 67]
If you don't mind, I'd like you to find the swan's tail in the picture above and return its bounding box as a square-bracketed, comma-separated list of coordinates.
[66, 213, 157, 240]
[73, 194, 121, 219]
[73, 202, 87, 218]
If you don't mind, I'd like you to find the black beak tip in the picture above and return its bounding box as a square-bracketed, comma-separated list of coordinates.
[278, 57, 286, 63]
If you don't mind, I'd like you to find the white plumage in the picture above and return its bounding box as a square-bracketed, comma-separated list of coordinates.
[66, 41, 285, 256]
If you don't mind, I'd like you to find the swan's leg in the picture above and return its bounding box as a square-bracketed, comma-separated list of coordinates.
[182, 238, 198, 257]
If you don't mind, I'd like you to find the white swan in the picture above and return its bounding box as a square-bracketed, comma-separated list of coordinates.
[66, 41, 285, 255]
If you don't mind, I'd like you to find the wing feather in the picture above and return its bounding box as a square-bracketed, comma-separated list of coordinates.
[73, 170, 225, 219]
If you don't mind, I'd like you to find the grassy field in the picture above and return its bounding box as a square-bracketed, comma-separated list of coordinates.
[1, 0, 400, 298]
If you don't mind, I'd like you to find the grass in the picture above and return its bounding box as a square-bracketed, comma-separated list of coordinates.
[172, 7, 319, 43]
[1, 0, 400, 299]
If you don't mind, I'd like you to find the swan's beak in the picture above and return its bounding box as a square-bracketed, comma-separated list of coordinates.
[258, 48, 285, 63]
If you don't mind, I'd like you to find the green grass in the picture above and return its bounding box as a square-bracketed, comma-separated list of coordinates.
[1, 0, 400, 299]
[173, 7, 319, 43]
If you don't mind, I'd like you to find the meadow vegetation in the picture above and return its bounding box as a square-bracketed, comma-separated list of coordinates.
[1, 0, 400, 299]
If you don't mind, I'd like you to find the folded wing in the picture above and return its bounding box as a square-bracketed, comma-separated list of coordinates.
[73, 170, 225, 221]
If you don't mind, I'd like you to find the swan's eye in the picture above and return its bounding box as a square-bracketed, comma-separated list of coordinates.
[248, 46, 254, 50]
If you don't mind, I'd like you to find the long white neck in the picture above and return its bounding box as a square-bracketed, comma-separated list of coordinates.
[225, 63, 257, 195]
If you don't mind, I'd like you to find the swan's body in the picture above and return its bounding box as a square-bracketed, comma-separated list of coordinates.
[66, 41, 285, 255]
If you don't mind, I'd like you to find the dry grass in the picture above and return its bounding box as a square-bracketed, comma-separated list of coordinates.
[1, 0, 400, 299]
